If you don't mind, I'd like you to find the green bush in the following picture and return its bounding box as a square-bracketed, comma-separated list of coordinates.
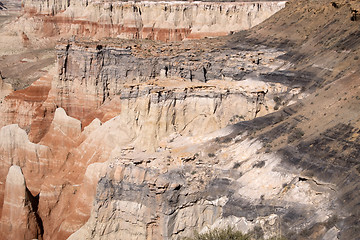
[183, 227, 287, 240]
[287, 127, 305, 143]
[183, 227, 251, 240]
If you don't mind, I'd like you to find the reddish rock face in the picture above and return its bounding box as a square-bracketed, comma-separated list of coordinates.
[0, 124, 53, 218]
[39, 108, 82, 168]
[41, 16, 194, 42]
[0, 75, 52, 136]
[80, 96, 121, 129]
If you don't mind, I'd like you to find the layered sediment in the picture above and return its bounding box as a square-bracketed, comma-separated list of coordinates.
[54, 41, 292, 124]
[67, 134, 337, 240]
[0, 38, 302, 239]
[21, 0, 286, 41]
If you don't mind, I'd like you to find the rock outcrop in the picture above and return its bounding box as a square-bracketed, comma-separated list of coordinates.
[0, 38, 302, 238]
[0, 165, 42, 240]
[0, 73, 52, 132]
[39, 107, 82, 168]
[21, 0, 286, 41]
[0, 73, 12, 101]
[0, 26, 307, 237]
[54, 41, 294, 123]
[0, 123, 54, 227]
[67, 128, 337, 240]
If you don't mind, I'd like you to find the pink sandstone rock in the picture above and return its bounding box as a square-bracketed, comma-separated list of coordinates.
[0, 124, 52, 216]
[0, 165, 42, 240]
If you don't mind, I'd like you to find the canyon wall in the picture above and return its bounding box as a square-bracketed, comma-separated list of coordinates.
[21, 0, 286, 41]
[0, 40, 294, 142]
[1, 0, 360, 239]
[67, 134, 338, 240]
[0, 39, 306, 239]
[53, 42, 290, 126]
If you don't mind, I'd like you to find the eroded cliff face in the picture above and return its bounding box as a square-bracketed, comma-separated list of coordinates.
[67, 130, 338, 240]
[1, 38, 297, 142]
[21, 0, 286, 41]
[53, 41, 294, 135]
[0, 37, 304, 239]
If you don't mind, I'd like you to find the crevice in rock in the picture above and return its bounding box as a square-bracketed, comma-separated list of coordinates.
[26, 188, 44, 238]
[254, 91, 266, 118]
[297, 176, 337, 192]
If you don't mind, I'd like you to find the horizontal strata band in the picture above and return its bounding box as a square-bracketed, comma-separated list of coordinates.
[22, 0, 286, 41]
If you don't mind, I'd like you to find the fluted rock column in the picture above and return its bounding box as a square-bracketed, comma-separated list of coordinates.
[0, 165, 43, 240]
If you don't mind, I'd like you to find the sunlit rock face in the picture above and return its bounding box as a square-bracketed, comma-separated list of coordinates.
[0, 125, 52, 216]
[21, 0, 286, 41]
[0, 39, 303, 239]
[0, 165, 42, 240]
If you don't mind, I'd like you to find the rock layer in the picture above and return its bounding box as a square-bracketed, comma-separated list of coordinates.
[54, 41, 293, 124]
[0, 38, 301, 238]
[67, 130, 337, 240]
[0, 73, 52, 132]
[21, 0, 286, 41]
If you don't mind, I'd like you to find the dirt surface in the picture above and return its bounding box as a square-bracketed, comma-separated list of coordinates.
[0, 7, 56, 90]
[230, 0, 360, 83]
[212, 1, 360, 238]
[0, 49, 55, 90]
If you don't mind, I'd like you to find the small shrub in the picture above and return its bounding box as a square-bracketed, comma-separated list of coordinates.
[221, 137, 232, 144]
[253, 160, 265, 168]
[331, 2, 339, 8]
[273, 96, 283, 111]
[184, 226, 287, 240]
[183, 227, 251, 240]
[273, 96, 282, 104]
[287, 128, 305, 143]
[230, 115, 245, 123]
[233, 162, 242, 169]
